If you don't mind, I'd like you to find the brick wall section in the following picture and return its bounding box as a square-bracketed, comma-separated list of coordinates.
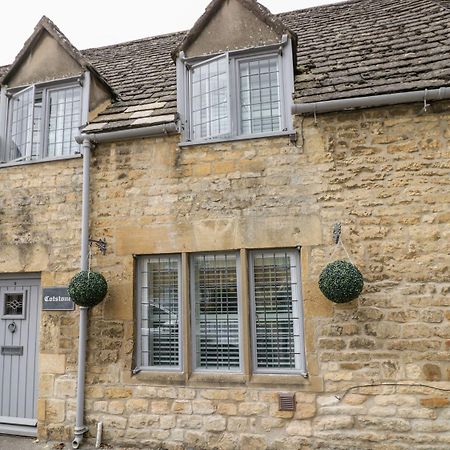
[2, 102, 449, 448]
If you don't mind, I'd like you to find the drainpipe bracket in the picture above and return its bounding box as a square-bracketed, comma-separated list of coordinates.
[74, 425, 88, 435]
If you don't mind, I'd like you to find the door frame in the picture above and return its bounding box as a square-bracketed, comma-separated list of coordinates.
[0, 272, 41, 437]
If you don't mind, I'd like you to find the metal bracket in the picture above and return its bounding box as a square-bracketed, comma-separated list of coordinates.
[332, 223, 342, 245]
[89, 238, 107, 256]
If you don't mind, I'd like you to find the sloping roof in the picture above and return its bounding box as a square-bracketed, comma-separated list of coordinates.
[280, 0, 450, 102]
[3, 0, 450, 133]
[81, 31, 183, 133]
[0, 65, 9, 78]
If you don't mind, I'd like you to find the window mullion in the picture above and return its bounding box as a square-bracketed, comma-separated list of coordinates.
[40, 89, 49, 160]
[240, 249, 251, 379]
[181, 253, 190, 380]
[25, 85, 35, 161]
[227, 53, 236, 137]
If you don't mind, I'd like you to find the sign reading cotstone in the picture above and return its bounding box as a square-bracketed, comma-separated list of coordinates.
[42, 287, 75, 311]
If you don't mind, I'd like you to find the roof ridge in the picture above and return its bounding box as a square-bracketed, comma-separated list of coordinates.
[277, 0, 362, 16]
[428, 0, 450, 10]
[81, 30, 187, 53]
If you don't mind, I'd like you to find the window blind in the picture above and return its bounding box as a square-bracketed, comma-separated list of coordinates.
[192, 253, 240, 371]
[250, 250, 302, 371]
[140, 255, 181, 368]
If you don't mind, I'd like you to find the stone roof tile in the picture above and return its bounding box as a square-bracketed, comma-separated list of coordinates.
[4, 0, 449, 133]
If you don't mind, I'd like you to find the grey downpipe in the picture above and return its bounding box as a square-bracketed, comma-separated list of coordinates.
[72, 138, 91, 450]
[71, 120, 178, 448]
[291, 87, 450, 115]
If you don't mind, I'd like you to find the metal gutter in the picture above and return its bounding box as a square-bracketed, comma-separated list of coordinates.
[75, 122, 178, 145]
[291, 87, 450, 115]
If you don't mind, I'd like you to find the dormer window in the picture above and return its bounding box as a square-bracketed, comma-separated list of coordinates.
[177, 38, 294, 145]
[2, 80, 82, 164]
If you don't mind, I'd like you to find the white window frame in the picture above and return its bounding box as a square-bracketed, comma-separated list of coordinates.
[249, 249, 306, 374]
[135, 254, 183, 372]
[0, 74, 89, 166]
[177, 36, 294, 145]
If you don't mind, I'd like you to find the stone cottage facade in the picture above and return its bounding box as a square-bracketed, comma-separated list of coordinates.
[0, 0, 449, 448]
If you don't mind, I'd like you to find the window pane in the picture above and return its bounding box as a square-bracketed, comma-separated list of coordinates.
[47, 86, 81, 157]
[190, 56, 229, 140]
[239, 56, 282, 135]
[251, 250, 302, 371]
[192, 253, 240, 371]
[7, 87, 34, 162]
[140, 255, 181, 368]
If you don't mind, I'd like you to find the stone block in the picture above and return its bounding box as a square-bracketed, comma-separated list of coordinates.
[422, 363, 442, 381]
[177, 414, 203, 429]
[172, 400, 192, 414]
[46, 399, 65, 423]
[286, 420, 312, 436]
[126, 398, 149, 413]
[239, 434, 267, 450]
[54, 378, 76, 398]
[40, 354, 66, 374]
[192, 400, 216, 414]
[227, 417, 248, 432]
[152, 400, 172, 414]
[128, 414, 159, 428]
[201, 389, 229, 400]
[104, 387, 132, 399]
[160, 415, 176, 429]
[294, 402, 316, 419]
[109, 400, 125, 414]
[238, 402, 267, 416]
[217, 402, 237, 416]
[314, 415, 354, 430]
[420, 397, 450, 408]
[204, 415, 226, 432]
[40, 373, 55, 397]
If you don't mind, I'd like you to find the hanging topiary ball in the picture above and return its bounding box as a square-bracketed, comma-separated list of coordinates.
[68, 271, 108, 307]
[319, 260, 364, 304]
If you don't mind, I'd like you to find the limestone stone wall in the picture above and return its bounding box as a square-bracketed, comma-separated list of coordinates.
[0, 157, 83, 438]
[76, 101, 450, 449]
[1, 100, 449, 449]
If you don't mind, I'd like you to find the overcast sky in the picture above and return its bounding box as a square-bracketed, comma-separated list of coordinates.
[0, 0, 345, 66]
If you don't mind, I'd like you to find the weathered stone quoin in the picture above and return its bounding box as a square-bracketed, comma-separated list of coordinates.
[0, 0, 449, 448]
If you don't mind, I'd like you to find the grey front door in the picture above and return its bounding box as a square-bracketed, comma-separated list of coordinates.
[0, 274, 40, 436]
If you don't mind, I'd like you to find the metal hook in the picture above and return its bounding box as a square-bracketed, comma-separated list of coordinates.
[423, 89, 429, 113]
[332, 223, 342, 245]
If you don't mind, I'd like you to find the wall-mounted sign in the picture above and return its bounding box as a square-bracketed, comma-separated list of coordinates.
[42, 287, 75, 311]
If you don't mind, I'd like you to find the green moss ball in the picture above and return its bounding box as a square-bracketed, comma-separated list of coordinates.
[68, 271, 108, 307]
[318, 260, 364, 304]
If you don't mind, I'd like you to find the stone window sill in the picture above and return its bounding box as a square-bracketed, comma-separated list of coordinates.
[0, 153, 81, 169]
[179, 130, 296, 148]
[128, 370, 322, 391]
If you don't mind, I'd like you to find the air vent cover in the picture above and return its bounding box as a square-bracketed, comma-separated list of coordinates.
[278, 392, 295, 411]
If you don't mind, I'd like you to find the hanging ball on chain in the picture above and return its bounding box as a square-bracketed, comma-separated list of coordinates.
[68, 271, 108, 307]
[319, 260, 364, 304]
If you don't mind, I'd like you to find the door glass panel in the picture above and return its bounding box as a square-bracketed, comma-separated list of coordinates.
[3, 293, 24, 317]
